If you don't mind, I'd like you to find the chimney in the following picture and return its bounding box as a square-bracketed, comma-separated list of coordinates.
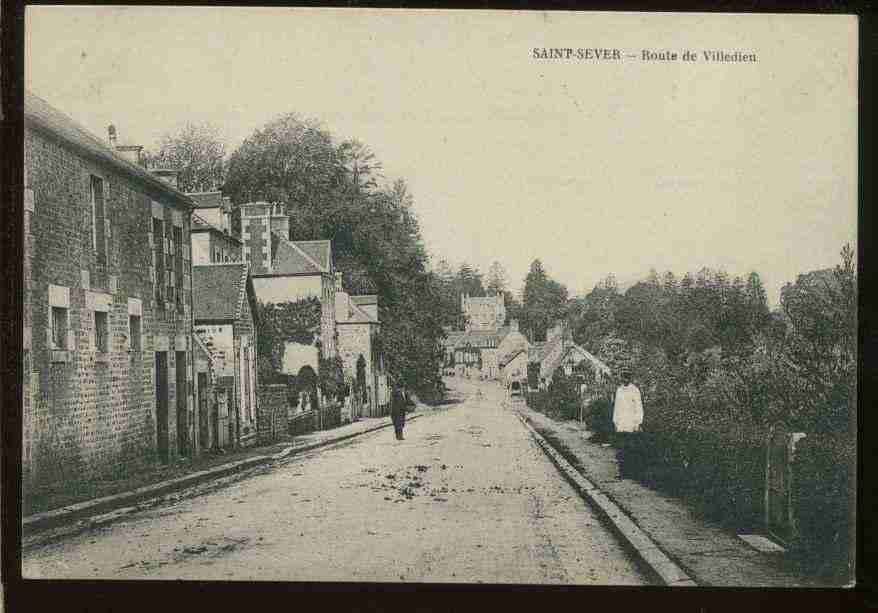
[107, 125, 117, 147]
[269, 210, 290, 241]
[116, 144, 144, 166]
[150, 168, 180, 189]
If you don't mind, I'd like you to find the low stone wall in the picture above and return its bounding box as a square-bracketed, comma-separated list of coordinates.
[257, 384, 288, 445]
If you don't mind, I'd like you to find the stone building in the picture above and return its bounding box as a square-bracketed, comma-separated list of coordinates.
[192, 331, 233, 451]
[334, 274, 386, 417]
[240, 201, 337, 375]
[189, 191, 242, 264]
[192, 262, 259, 448]
[23, 91, 198, 491]
[445, 318, 529, 381]
[461, 292, 506, 331]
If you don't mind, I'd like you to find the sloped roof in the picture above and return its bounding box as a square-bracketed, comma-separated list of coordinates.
[293, 240, 332, 272]
[193, 262, 250, 321]
[24, 90, 194, 210]
[541, 343, 611, 379]
[188, 191, 224, 209]
[268, 233, 325, 275]
[336, 292, 378, 325]
[499, 348, 527, 369]
[351, 295, 377, 307]
[191, 213, 242, 243]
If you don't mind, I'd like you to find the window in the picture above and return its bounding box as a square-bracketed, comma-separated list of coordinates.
[95, 311, 109, 352]
[173, 226, 184, 313]
[153, 218, 165, 307]
[166, 227, 175, 309]
[51, 307, 67, 349]
[91, 175, 106, 261]
[129, 315, 141, 351]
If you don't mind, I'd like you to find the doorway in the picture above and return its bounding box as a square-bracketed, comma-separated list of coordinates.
[176, 351, 190, 457]
[155, 352, 169, 463]
[197, 372, 209, 451]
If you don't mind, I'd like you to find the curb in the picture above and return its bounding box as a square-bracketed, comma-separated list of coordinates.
[516, 412, 698, 587]
[23, 413, 423, 537]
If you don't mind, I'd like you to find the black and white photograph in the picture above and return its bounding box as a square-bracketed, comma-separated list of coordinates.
[18, 7, 857, 588]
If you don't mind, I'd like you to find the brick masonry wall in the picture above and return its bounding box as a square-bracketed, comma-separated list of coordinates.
[23, 126, 195, 492]
[257, 384, 288, 445]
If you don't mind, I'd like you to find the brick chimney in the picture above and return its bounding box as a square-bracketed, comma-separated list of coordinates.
[269, 206, 290, 241]
[107, 125, 117, 147]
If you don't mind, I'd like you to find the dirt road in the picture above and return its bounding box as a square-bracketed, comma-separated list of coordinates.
[22, 378, 650, 584]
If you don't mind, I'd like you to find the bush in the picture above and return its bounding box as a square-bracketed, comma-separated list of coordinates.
[618, 428, 765, 530]
[586, 398, 613, 441]
[791, 433, 855, 582]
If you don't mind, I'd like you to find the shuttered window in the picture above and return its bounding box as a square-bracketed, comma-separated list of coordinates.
[91, 176, 106, 263]
[153, 218, 165, 308]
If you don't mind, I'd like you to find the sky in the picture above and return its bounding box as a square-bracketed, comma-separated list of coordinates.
[25, 8, 857, 306]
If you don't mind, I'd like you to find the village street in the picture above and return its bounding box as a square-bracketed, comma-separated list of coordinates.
[22, 379, 649, 584]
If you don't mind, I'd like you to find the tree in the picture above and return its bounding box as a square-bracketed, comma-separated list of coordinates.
[486, 261, 508, 295]
[521, 259, 568, 341]
[225, 112, 449, 398]
[142, 122, 227, 193]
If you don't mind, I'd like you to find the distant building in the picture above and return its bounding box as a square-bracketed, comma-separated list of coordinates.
[23, 91, 198, 491]
[192, 262, 259, 448]
[334, 274, 387, 417]
[529, 322, 610, 389]
[188, 191, 242, 264]
[462, 292, 506, 331]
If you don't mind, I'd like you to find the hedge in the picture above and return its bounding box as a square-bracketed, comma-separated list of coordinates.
[618, 429, 765, 531]
[791, 433, 855, 582]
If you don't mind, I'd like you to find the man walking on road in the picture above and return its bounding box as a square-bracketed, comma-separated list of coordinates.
[612, 369, 644, 479]
[390, 381, 407, 441]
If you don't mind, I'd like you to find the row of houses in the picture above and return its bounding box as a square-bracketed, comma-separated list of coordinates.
[441, 293, 610, 390]
[22, 91, 387, 492]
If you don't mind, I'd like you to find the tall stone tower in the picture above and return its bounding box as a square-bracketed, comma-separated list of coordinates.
[239, 202, 290, 274]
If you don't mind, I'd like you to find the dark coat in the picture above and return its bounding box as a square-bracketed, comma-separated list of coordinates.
[390, 389, 406, 424]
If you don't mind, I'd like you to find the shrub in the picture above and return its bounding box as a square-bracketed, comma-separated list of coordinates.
[791, 433, 855, 582]
[618, 428, 765, 530]
[586, 398, 613, 441]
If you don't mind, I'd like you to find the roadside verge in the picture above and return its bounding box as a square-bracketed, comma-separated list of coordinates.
[517, 412, 698, 587]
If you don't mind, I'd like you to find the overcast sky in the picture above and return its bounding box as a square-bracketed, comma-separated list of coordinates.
[25, 8, 857, 305]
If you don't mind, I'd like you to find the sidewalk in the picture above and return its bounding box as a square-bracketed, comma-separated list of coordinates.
[517, 405, 820, 587]
[23, 409, 425, 538]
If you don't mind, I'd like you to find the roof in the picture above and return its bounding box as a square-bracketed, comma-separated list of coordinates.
[188, 191, 225, 209]
[24, 90, 194, 210]
[293, 240, 332, 272]
[269, 234, 322, 275]
[541, 342, 611, 379]
[193, 262, 252, 321]
[336, 292, 378, 325]
[191, 212, 243, 244]
[264, 233, 328, 276]
[528, 342, 547, 362]
[499, 348, 527, 369]
[351, 295, 378, 307]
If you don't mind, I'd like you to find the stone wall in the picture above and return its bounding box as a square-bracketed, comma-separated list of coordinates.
[257, 384, 288, 445]
[23, 126, 195, 492]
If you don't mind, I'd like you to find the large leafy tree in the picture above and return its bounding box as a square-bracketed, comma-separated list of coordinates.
[142, 122, 227, 193]
[226, 113, 448, 395]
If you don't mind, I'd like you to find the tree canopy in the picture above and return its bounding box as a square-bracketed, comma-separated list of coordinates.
[142, 122, 227, 193]
[224, 112, 448, 394]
